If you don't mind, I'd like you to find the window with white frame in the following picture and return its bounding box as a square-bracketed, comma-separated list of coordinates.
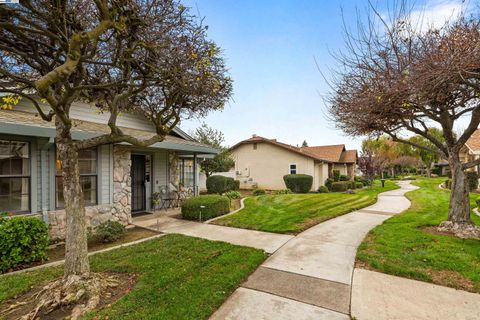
[0, 140, 30, 213]
[289, 163, 297, 174]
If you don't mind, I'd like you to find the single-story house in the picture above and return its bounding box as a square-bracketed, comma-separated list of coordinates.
[229, 135, 357, 190]
[0, 100, 217, 239]
[461, 128, 480, 174]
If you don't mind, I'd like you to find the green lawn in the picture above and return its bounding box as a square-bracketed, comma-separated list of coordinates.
[212, 180, 399, 234]
[357, 178, 480, 293]
[0, 234, 266, 319]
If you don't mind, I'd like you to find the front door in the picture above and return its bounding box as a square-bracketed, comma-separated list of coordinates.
[131, 154, 146, 213]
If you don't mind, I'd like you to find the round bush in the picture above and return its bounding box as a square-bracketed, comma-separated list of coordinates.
[317, 186, 329, 193]
[206, 176, 240, 194]
[0, 216, 49, 272]
[253, 189, 266, 196]
[94, 220, 125, 243]
[355, 182, 364, 189]
[331, 181, 351, 192]
[465, 171, 478, 191]
[181, 195, 230, 221]
[283, 174, 313, 193]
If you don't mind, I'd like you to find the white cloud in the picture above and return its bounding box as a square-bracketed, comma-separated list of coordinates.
[410, 0, 465, 31]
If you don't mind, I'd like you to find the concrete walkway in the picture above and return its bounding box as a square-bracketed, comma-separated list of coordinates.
[210, 181, 420, 320]
[133, 211, 293, 254]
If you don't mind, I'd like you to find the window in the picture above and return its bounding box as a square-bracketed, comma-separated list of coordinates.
[0, 140, 30, 213]
[178, 159, 194, 187]
[56, 148, 97, 208]
[289, 163, 297, 174]
[253, 143, 257, 150]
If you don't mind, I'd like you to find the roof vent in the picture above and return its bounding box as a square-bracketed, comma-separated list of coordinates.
[252, 134, 257, 138]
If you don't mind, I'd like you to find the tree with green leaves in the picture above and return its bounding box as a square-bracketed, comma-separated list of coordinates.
[191, 123, 234, 177]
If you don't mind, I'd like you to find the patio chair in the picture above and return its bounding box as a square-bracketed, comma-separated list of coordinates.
[158, 185, 176, 210]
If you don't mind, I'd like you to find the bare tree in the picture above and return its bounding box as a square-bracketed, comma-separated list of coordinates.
[0, 0, 232, 317]
[329, 3, 480, 238]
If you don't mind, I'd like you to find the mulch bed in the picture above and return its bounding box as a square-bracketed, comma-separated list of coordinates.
[0, 272, 137, 320]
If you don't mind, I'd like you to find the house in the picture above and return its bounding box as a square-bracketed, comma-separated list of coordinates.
[229, 135, 357, 190]
[0, 100, 217, 240]
[460, 128, 480, 174]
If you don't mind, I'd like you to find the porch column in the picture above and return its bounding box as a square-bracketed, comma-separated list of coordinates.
[193, 153, 198, 195]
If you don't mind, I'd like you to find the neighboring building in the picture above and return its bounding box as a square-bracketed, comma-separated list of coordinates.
[229, 135, 357, 190]
[460, 128, 480, 174]
[0, 100, 217, 240]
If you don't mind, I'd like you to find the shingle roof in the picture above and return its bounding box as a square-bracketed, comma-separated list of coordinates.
[231, 135, 358, 164]
[465, 129, 480, 152]
[0, 109, 216, 152]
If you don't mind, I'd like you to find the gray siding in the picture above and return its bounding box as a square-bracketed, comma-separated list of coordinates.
[15, 100, 156, 132]
[153, 150, 168, 193]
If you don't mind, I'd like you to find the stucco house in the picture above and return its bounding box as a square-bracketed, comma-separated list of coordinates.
[0, 100, 217, 240]
[229, 135, 357, 190]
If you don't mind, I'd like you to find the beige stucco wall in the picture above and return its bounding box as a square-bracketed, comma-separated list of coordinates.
[232, 143, 327, 190]
[333, 164, 348, 175]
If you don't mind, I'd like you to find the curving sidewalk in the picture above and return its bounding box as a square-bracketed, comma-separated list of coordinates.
[211, 181, 419, 319]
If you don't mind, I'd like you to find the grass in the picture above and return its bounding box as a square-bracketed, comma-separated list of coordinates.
[357, 178, 480, 293]
[212, 180, 399, 234]
[0, 234, 266, 319]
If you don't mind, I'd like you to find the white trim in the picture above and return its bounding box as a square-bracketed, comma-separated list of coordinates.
[289, 163, 297, 174]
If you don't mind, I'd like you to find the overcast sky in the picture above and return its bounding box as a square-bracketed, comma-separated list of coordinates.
[180, 0, 469, 150]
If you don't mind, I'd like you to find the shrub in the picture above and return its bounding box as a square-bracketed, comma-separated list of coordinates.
[181, 195, 230, 221]
[272, 189, 293, 195]
[93, 220, 125, 243]
[444, 179, 452, 189]
[325, 178, 333, 191]
[465, 171, 478, 191]
[331, 181, 351, 192]
[253, 189, 266, 196]
[317, 186, 329, 193]
[0, 216, 49, 272]
[226, 178, 240, 191]
[283, 174, 313, 193]
[355, 182, 364, 189]
[206, 175, 228, 194]
[333, 170, 341, 182]
[339, 174, 349, 181]
[224, 190, 241, 199]
[207, 176, 240, 194]
[476, 196, 480, 209]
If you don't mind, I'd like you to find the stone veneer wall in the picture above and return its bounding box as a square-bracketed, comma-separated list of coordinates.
[48, 145, 132, 240]
[168, 151, 180, 189]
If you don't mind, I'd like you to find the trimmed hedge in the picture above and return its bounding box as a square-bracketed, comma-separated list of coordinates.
[0, 216, 49, 272]
[272, 189, 292, 195]
[325, 178, 333, 191]
[181, 195, 230, 221]
[283, 174, 313, 193]
[317, 186, 329, 193]
[355, 182, 364, 189]
[331, 181, 352, 192]
[206, 176, 240, 194]
[465, 171, 478, 191]
[339, 175, 349, 181]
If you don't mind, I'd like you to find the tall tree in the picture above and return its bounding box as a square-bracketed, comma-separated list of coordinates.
[329, 3, 480, 238]
[408, 128, 445, 176]
[0, 0, 232, 317]
[191, 123, 234, 177]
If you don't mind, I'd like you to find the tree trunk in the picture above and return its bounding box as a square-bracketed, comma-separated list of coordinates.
[439, 154, 480, 238]
[56, 120, 90, 277]
[447, 155, 471, 224]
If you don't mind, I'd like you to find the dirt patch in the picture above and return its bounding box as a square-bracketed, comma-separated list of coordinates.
[297, 216, 331, 232]
[355, 260, 374, 270]
[424, 269, 476, 292]
[0, 272, 137, 320]
[419, 226, 480, 239]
